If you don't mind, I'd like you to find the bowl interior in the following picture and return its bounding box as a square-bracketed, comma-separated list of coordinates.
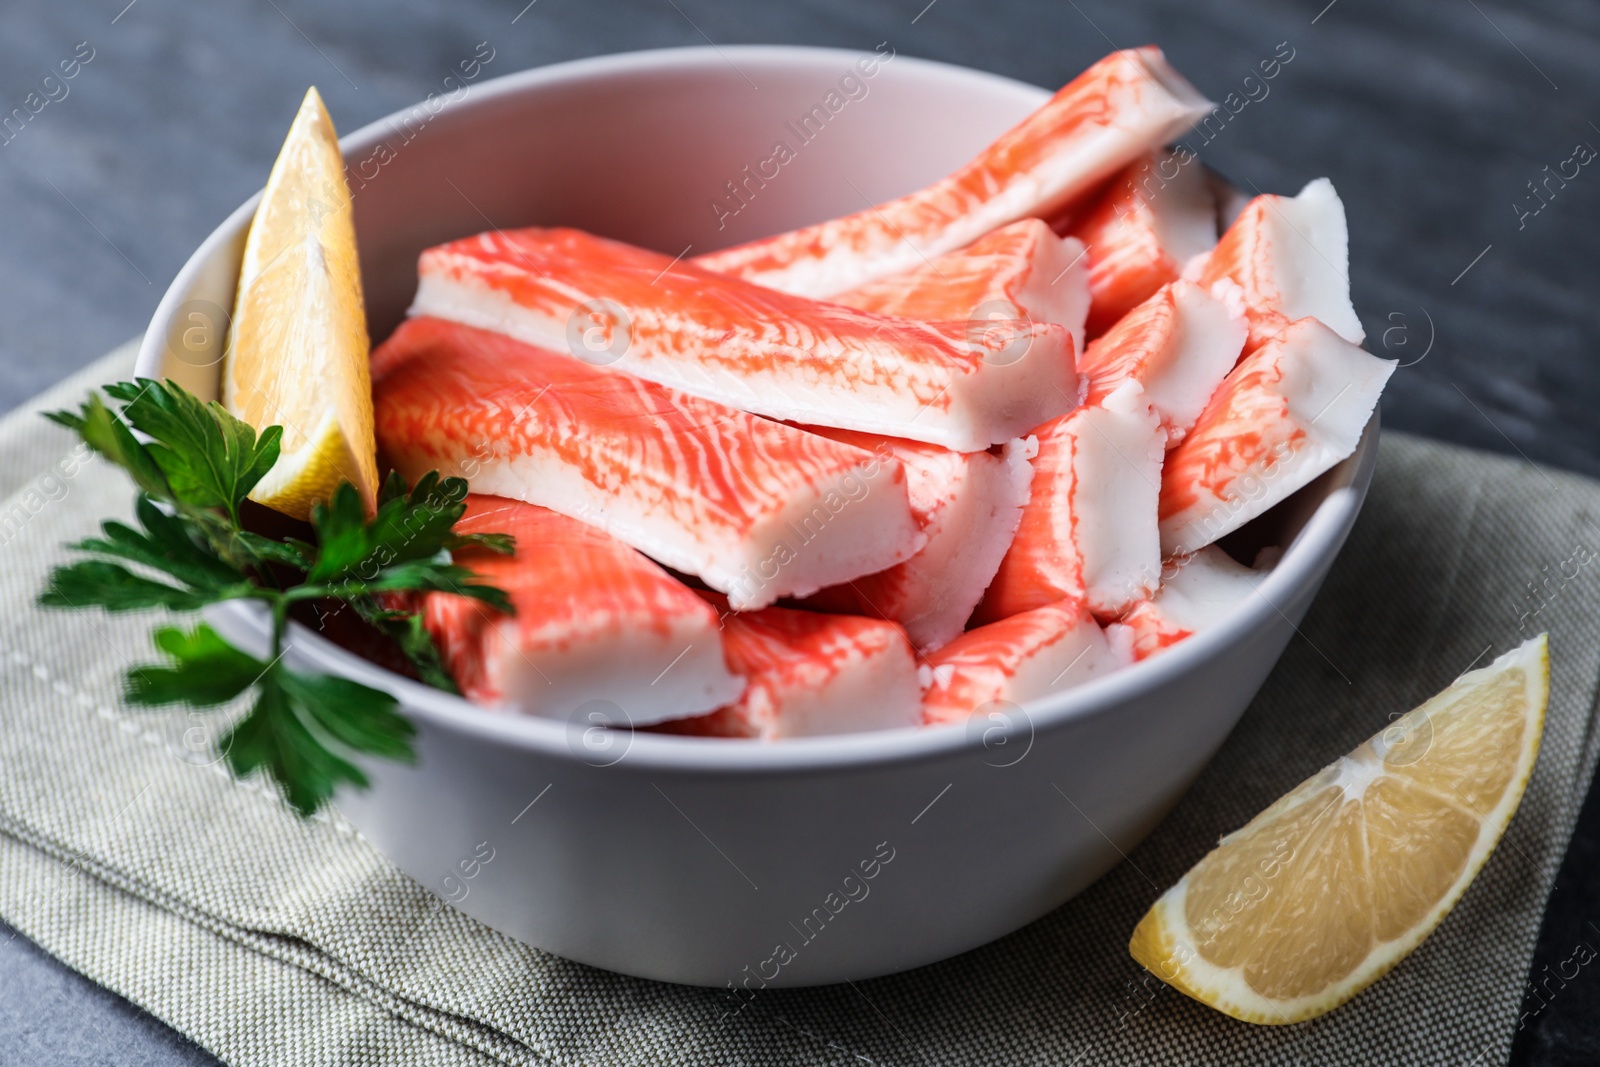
[139, 45, 1379, 771]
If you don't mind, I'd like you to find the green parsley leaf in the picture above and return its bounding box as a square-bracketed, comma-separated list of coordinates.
[40, 560, 224, 613]
[308, 474, 501, 585]
[275, 670, 417, 762]
[301, 477, 514, 617]
[374, 565, 514, 616]
[376, 468, 412, 508]
[42, 377, 513, 818]
[347, 598, 461, 694]
[46, 392, 172, 500]
[457, 532, 516, 556]
[222, 678, 361, 817]
[230, 529, 316, 572]
[223, 666, 415, 816]
[72, 496, 249, 593]
[126, 624, 266, 706]
[103, 379, 281, 522]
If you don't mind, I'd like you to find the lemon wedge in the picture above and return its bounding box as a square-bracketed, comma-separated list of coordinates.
[1129, 634, 1549, 1024]
[223, 86, 378, 520]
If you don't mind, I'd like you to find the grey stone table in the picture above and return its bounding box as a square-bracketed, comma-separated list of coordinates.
[0, 0, 1595, 1063]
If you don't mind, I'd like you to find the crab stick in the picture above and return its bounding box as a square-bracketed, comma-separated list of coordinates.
[420, 497, 744, 723]
[832, 219, 1092, 354]
[921, 598, 1132, 724]
[692, 48, 1213, 297]
[1063, 148, 1220, 337]
[1078, 279, 1247, 448]
[803, 432, 1035, 652]
[1195, 178, 1364, 352]
[657, 600, 922, 739]
[371, 316, 924, 610]
[1118, 546, 1263, 660]
[1158, 316, 1393, 557]
[975, 381, 1166, 624]
[411, 227, 1076, 452]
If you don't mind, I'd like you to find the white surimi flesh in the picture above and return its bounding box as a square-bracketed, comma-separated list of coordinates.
[977, 381, 1166, 623]
[804, 432, 1035, 652]
[1195, 178, 1364, 352]
[921, 598, 1133, 724]
[1118, 546, 1264, 660]
[1079, 279, 1248, 449]
[421, 497, 746, 725]
[1158, 316, 1393, 557]
[659, 602, 923, 739]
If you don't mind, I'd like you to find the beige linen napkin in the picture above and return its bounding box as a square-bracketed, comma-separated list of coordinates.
[1, 342, 1596, 1065]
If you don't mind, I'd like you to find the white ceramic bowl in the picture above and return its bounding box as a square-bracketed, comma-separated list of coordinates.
[136, 46, 1378, 987]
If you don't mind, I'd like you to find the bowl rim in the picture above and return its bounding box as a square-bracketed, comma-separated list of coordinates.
[139, 44, 1382, 776]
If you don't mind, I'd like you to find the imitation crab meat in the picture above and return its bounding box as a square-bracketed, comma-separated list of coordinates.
[976, 381, 1166, 623]
[420, 496, 744, 724]
[410, 227, 1077, 452]
[371, 316, 925, 610]
[659, 597, 923, 739]
[832, 218, 1091, 354]
[349, 48, 1397, 737]
[1077, 278, 1247, 449]
[1194, 178, 1364, 353]
[921, 597, 1132, 724]
[1158, 316, 1393, 557]
[1118, 546, 1265, 660]
[1062, 147, 1220, 337]
[803, 431, 1035, 652]
[692, 48, 1213, 297]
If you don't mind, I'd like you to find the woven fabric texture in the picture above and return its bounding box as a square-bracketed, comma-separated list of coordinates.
[1, 343, 1596, 1066]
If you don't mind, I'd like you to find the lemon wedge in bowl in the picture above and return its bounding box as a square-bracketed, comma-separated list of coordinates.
[223, 86, 378, 520]
[1130, 634, 1549, 1024]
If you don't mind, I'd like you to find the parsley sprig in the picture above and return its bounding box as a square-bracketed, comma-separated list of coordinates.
[39, 379, 514, 816]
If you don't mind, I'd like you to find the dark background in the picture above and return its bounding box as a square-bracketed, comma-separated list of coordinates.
[0, 1, 1595, 1063]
